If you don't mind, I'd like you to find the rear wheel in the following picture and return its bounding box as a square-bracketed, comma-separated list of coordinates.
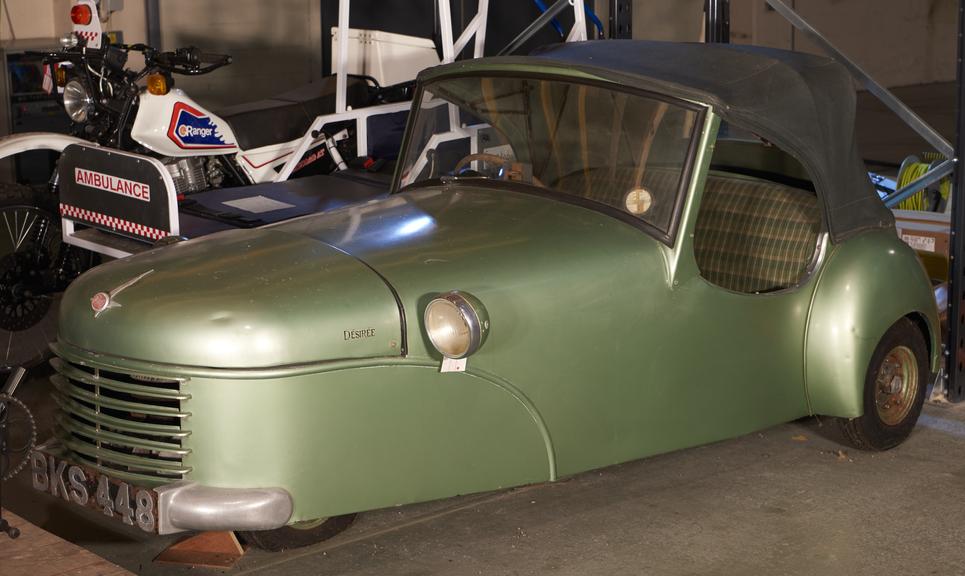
[836, 317, 928, 451]
[0, 183, 96, 369]
[240, 514, 357, 552]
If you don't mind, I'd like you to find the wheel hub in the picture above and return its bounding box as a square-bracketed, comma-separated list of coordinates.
[0, 249, 53, 331]
[874, 345, 918, 426]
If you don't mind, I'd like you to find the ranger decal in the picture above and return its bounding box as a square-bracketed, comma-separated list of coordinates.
[167, 102, 235, 149]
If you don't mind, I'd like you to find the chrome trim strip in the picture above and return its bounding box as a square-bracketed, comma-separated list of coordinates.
[52, 393, 189, 437]
[60, 436, 192, 474]
[447, 292, 482, 358]
[52, 358, 190, 400]
[154, 482, 294, 535]
[55, 414, 189, 454]
[51, 374, 190, 418]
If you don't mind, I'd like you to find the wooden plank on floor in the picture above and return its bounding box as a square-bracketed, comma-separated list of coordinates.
[0, 509, 132, 576]
[154, 531, 244, 569]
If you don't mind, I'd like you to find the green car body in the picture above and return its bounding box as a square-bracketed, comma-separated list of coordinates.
[40, 41, 938, 535]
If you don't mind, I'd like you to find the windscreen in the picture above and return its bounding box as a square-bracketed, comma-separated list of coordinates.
[397, 75, 702, 234]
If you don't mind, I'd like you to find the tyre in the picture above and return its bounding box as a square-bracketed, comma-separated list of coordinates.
[836, 317, 928, 451]
[239, 514, 357, 552]
[0, 183, 97, 369]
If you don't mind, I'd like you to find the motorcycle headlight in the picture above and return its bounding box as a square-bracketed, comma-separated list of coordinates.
[63, 79, 93, 123]
[424, 291, 489, 359]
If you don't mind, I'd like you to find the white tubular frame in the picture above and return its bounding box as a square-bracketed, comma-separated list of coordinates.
[401, 0, 589, 188]
[275, 0, 494, 182]
[567, 0, 588, 42]
[439, 0, 490, 64]
[334, 0, 351, 114]
[333, 0, 491, 111]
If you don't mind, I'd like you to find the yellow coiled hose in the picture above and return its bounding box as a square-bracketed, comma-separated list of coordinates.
[896, 152, 951, 211]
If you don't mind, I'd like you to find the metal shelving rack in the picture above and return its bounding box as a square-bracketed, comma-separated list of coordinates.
[946, 2, 965, 402]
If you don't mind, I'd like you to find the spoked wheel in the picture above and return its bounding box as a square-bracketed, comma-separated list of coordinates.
[836, 317, 928, 451]
[0, 183, 97, 370]
[239, 514, 357, 552]
[0, 393, 36, 481]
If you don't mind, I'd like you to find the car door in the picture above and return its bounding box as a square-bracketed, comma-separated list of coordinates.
[662, 119, 824, 443]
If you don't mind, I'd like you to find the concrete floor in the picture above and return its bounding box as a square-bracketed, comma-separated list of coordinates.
[3, 82, 964, 574]
[5, 367, 965, 575]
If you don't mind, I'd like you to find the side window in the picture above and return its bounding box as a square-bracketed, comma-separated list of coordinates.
[693, 123, 821, 294]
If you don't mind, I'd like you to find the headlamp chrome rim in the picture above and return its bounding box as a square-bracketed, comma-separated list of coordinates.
[424, 291, 489, 359]
[63, 79, 93, 123]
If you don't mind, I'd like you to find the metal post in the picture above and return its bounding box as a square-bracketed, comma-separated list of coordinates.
[498, 0, 571, 56]
[609, 0, 632, 39]
[145, 0, 161, 49]
[946, 0, 965, 402]
[705, 0, 730, 43]
[334, 0, 350, 115]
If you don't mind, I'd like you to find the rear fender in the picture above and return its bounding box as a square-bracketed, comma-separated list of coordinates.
[805, 229, 940, 418]
[0, 132, 92, 159]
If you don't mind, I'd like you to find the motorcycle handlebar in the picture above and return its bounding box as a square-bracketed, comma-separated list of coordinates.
[36, 42, 232, 82]
[153, 46, 232, 75]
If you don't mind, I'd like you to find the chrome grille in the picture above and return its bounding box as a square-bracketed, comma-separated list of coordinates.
[50, 357, 192, 484]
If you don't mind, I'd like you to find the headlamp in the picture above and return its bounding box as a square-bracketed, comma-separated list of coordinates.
[424, 291, 489, 359]
[63, 79, 93, 123]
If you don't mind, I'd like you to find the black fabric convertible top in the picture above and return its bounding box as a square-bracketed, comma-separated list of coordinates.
[421, 40, 894, 242]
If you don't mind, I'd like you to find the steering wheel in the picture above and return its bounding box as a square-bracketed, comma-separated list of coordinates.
[453, 153, 511, 178]
[452, 153, 545, 187]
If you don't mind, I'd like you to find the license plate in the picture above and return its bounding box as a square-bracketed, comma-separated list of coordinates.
[29, 450, 159, 533]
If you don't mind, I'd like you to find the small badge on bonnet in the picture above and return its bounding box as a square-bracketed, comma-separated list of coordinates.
[90, 291, 110, 313]
[91, 269, 155, 318]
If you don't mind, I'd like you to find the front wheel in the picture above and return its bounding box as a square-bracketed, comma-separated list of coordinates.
[835, 317, 929, 451]
[239, 514, 357, 552]
[0, 183, 96, 369]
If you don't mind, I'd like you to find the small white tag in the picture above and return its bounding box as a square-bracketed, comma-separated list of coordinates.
[440, 357, 467, 373]
[222, 195, 295, 214]
[901, 233, 936, 253]
[482, 144, 514, 160]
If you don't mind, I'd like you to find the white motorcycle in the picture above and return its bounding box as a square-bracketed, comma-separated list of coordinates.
[0, 0, 430, 369]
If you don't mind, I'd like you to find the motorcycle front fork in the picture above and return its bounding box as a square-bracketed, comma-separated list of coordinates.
[41, 166, 79, 291]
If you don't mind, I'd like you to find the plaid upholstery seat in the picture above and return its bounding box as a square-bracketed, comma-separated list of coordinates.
[693, 173, 819, 293]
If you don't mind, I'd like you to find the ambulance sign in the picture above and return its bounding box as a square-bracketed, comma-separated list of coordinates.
[75, 167, 151, 202]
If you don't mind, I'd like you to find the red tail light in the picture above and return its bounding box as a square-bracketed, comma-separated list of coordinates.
[70, 4, 92, 25]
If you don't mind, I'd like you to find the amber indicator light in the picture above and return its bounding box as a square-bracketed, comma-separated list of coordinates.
[146, 73, 169, 95]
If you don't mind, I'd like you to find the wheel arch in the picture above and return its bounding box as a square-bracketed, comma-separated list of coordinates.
[804, 230, 940, 419]
[179, 362, 555, 522]
[904, 310, 938, 373]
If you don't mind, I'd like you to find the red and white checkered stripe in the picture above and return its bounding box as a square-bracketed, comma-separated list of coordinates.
[60, 203, 168, 241]
[76, 31, 100, 43]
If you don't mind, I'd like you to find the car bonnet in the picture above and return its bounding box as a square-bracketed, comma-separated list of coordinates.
[274, 184, 667, 357]
[58, 227, 404, 368]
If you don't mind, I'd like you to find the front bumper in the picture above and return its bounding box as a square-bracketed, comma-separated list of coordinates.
[156, 481, 293, 534]
[31, 444, 292, 535]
